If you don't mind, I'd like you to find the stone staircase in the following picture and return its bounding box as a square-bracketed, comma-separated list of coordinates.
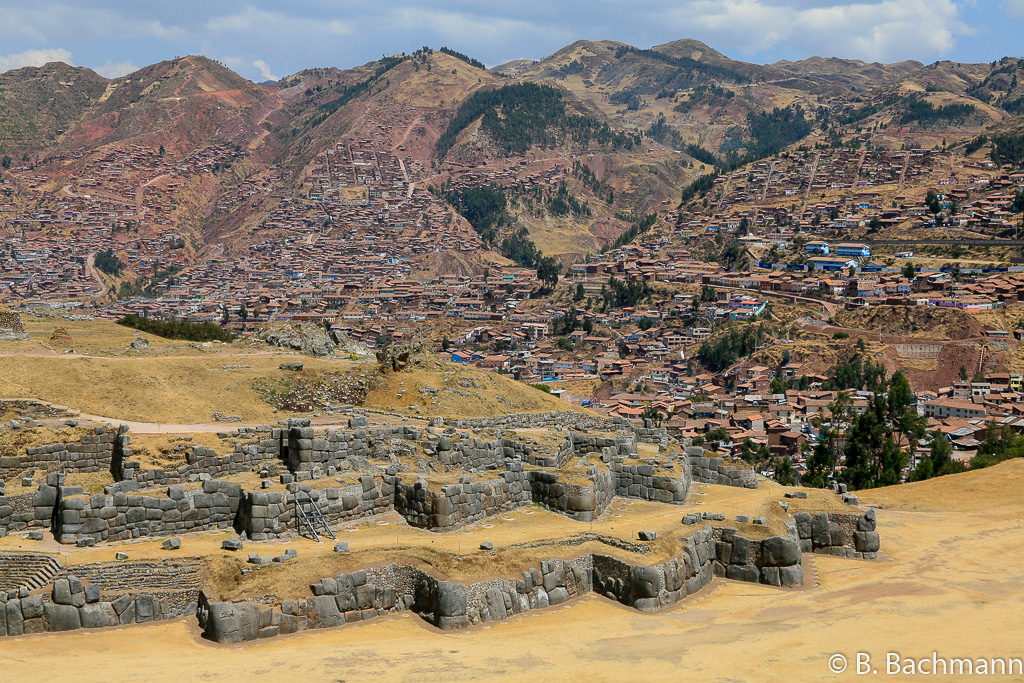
[0, 552, 64, 591]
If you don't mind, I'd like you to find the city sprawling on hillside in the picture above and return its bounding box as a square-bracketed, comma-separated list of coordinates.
[4, 41, 1024, 485]
[1, 32, 1024, 680]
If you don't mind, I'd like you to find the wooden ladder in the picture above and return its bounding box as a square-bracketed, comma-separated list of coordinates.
[292, 496, 336, 542]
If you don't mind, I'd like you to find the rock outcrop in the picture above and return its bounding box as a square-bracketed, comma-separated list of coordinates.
[259, 323, 335, 357]
[376, 340, 428, 373]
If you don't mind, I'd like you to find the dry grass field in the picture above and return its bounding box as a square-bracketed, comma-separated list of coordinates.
[363, 361, 574, 418]
[0, 316, 574, 423]
[1, 461, 1022, 681]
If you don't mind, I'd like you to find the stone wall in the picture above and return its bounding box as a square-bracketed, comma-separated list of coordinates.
[54, 480, 244, 546]
[528, 469, 612, 522]
[197, 564, 419, 642]
[0, 425, 124, 480]
[0, 512, 872, 640]
[0, 486, 56, 535]
[569, 431, 635, 463]
[391, 466, 531, 531]
[122, 442, 272, 489]
[0, 399, 74, 420]
[633, 425, 669, 447]
[62, 557, 205, 615]
[235, 477, 392, 541]
[793, 510, 879, 558]
[711, 528, 804, 587]
[197, 529, 723, 643]
[685, 447, 757, 489]
[612, 463, 689, 504]
[0, 573, 181, 636]
[449, 411, 626, 432]
[591, 530, 715, 612]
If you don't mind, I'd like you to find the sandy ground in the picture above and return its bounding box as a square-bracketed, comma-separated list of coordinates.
[1, 463, 1022, 681]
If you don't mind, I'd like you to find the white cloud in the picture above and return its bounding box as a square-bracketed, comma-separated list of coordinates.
[663, 0, 970, 62]
[93, 59, 138, 78]
[0, 4, 184, 43]
[204, 7, 349, 37]
[252, 59, 278, 82]
[1004, 0, 1024, 17]
[0, 47, 73, 73]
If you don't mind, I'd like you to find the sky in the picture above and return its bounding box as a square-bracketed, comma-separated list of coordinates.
[0, 1, 1022, 81]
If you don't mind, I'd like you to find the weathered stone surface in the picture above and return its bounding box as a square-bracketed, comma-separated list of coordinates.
[5, 601, 23, 636]
[811, 512, 831, 548]
[436, 581, 467, 617]
[794, 512, 813, 539]
[307, 595, 345, 628]
[206, 602, 260, 643]
[853, 530, 880, 553]
[730, 536, 752, 565]
[436, 581, 468, 629]
[135, 595, 155, 622]
[547, 587, 570, 605]
[52, 578, 73, 606]
[779, 564, 804, 588]
[80, 602, 118, 628]
[43, 603, 80, 632]
[630, 565, 662, 599]
[724, 564, 760, 583]
[761, 536, 801, 567]
[20, 595, 43, 620]
[857, 508, 877, 532]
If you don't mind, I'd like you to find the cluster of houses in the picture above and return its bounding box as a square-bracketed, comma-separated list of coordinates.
[575, 366, 1024, 470]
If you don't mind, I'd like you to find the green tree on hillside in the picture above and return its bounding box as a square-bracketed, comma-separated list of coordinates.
[910, 433, 965, 481]
[840, 371, 926, 490]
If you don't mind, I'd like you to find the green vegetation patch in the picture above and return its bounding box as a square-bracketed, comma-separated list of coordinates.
[116, 315, 235, 343]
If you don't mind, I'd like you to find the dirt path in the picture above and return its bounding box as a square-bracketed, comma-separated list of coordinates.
[85, 252, 108, 300]
[135, 173, 169, 217]
[896, 150, 910, 191]
[70, 412, 351, 434]
[391, 115, 423, 151]
[853, 147, 868, 182]
[246, 100, 278, 151]
[760, 160, 776, 203]
[800, 152, 820, 215]
[713, 285, 837, 319]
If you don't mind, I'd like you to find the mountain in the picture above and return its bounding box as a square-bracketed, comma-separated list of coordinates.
[57, 55, 272, 155]
[0, 62, 107, 154]
[771, 56, 924, 91]
[3, 39, 1024, 269]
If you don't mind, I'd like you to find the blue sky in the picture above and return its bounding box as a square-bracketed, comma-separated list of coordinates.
[0, 1, 1021, 81]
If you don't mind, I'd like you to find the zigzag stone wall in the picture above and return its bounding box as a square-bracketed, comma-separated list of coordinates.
[1, 413, 700, 541]
[196, 526, 808, 643]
